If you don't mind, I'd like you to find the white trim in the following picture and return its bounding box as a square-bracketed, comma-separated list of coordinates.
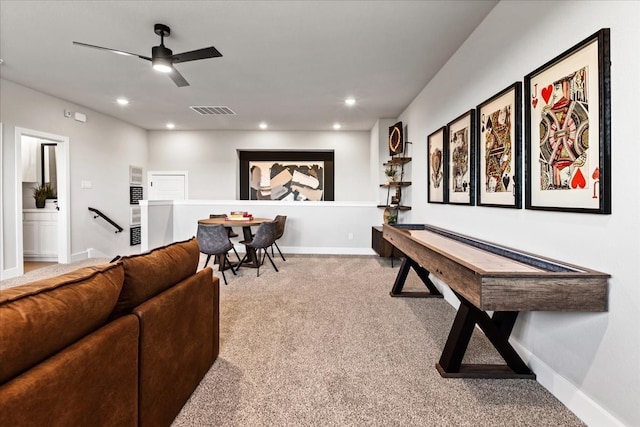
[14, 127, 71, 276]
[510, 339, 626, 427]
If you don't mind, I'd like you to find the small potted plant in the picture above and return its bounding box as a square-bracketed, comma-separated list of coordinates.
[385, 213, 398, 224]
[384, 166, 397, 183]
[32, 183, 57, 209]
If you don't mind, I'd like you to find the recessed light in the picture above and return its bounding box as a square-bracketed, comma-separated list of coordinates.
[166, 123, 175, 129]
[259, 122, 268, 130]
[333, 123, 341, 130]
[116, 98, 129, 106]
[345, 97, 356, 106]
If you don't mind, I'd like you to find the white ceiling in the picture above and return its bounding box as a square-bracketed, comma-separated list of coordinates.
[0, 1, 498, 131]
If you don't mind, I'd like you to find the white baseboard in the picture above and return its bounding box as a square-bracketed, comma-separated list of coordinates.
[70, 249, 91, 262]
[510, 339, 625, 427]
[433, 277, 623, 426]
[1, 266, 20, 280]
[232, 246, 376, 256]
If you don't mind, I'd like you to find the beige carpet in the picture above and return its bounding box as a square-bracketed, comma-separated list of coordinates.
[172, 254, 584, 426]
[1, 254, 584, 426]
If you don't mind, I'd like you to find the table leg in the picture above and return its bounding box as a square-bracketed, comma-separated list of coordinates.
[241, 225, 260, 268]
[389, 256, 443, 298]
[436, 291, 535, 379]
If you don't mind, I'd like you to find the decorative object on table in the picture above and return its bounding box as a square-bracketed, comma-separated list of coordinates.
[388, 121, 404, 156]
[239, 150, 335, 201]
[427, 126, 448, 204]
[524, 28, 611, 214]
[446, 110, 476, 206]
[32, 183, 57, 208]
[228, 211, 253, 221]
[476, 82, 522, 209]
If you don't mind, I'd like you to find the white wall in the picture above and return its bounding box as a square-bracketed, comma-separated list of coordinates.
[398, 1, 639, 425]
[147, 130, 373, 201]
[142, 200, 379, 255]
[1, 79, 148, 275]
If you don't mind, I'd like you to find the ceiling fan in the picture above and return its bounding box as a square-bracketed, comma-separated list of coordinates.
[73, 23, 222, 87]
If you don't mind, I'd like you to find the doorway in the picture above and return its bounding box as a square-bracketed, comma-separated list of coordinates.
[148, 171, 188, 200]
[14, 127, 70, 276]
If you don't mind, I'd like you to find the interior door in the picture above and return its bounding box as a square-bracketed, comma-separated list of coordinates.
[148, 171, 188, 200]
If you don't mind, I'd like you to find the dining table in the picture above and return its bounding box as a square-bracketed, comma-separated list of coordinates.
[197, 217, 272, 269]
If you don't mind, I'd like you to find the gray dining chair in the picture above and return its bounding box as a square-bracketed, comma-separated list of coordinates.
[236, 221, 279, 277]
[196, 224, 237, 285]
[209, 213, 240, 261]
[271, 215, 287, 261]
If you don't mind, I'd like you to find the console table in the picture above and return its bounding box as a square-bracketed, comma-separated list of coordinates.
[382, 223, 609, 379]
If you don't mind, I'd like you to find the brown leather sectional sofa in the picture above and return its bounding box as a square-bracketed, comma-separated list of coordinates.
[0, 238, 219, 427]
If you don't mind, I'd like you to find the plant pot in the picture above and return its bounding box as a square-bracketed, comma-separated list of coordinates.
[35, 198, 46, 208]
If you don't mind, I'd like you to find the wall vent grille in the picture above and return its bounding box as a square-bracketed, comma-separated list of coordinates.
[190, 106, 236, 115]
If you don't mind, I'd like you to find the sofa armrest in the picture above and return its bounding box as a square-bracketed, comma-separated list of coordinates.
[0, 314, 139, 427]
[133, 267, 219, 427]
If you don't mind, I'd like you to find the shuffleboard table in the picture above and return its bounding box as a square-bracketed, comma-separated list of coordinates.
[382, 223, 609, 379]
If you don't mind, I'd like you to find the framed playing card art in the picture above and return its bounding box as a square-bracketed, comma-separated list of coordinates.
[427, 126, 448, 204]
[446, 110, 476, 205]
[476, 82, 522, 208]
[524, 28, 611, 214]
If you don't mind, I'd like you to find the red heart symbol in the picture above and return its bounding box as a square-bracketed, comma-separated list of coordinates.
[571, 168, 586, 189]
[541, 85, 553, 104]
[592, 167, 600, 180]
[532, 98, 538, 108]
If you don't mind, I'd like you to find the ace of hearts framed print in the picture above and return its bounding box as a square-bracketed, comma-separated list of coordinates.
[524, 28, 611, 214]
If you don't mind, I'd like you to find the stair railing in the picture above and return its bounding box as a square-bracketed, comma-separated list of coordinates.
[88, 207, 123, 233]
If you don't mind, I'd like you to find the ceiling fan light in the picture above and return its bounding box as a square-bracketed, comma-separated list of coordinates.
[152, 57, 173, 73]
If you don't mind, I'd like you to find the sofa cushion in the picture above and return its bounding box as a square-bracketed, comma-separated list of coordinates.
[110, 238, 199, 318]
[0, 263, 124, 384]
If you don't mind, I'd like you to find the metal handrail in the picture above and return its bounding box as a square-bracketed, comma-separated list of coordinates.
[88, 207, 123, 233]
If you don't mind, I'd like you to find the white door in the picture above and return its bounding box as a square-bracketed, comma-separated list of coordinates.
[148, 171, 188, 200]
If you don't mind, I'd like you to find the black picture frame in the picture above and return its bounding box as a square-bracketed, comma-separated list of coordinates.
[524, 28, 611, 214]
[427, 126, 448, 204]
[388, 121, 404, 156]
[239, 150, 335, 201]
[476, 82, 522, 209]
[446, 109, 476, 206]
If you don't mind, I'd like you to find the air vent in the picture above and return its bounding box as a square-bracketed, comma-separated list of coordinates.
[190, 106, 236, 115]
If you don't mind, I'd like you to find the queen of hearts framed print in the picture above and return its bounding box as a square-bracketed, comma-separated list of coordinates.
[524, 28, 611, 214]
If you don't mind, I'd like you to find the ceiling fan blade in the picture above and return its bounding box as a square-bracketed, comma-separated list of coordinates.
[72, 41, 151, 61]
[171, 46, 222, 63]
[168, 67, 190, 87]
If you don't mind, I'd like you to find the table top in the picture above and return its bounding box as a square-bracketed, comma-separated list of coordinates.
[382, 223, 609, 312]
[198, 217, 272, 227]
